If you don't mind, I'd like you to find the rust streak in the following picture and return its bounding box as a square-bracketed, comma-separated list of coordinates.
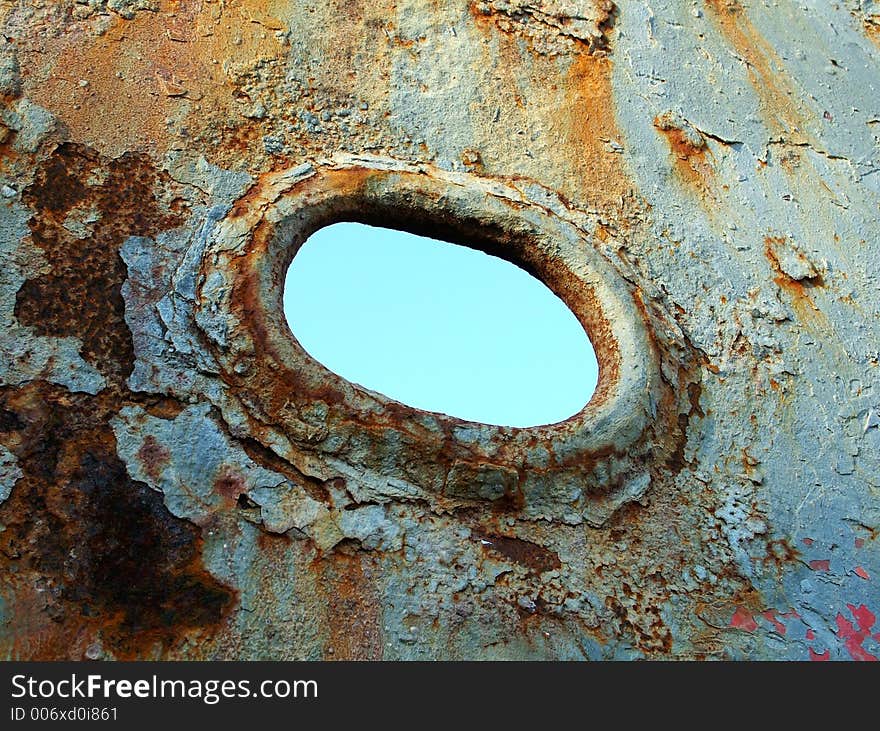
[311, 551, 383, 660]
[763, 236, 827, 328]
[705, 0, 812, 140]
[653, 115, 714, 195]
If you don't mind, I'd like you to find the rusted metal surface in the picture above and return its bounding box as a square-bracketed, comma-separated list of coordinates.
[1, 0, 878, 660]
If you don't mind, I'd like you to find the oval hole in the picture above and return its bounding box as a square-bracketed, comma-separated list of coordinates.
[283, 222, 598, 427]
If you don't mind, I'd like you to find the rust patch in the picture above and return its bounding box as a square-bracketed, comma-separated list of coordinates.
[16, 0, 287, 159]
[687, 381, 705, 419]
[469, 4, 631, 214]
[311, 550, 383, 660]
[561, 51, 631, 212]
[653, 114, 714, 194]
[136, 434, 170, 483]
[0, 382, 234, 660]
[662, 373, 704, 474]
[764, 236, 827, 327]
[473, 530, 562, 574]
[137, 395, 187, 421]
[460, 147, 484, 171]
[863, 14, 880, 48]
[762, 537, 801, 577]
[14, 142, 182, 389]
[605, 584, 673, 653]
[771, 275, 821, 321]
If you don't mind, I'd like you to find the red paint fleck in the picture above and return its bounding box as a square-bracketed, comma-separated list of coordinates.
[809, 648, 830, 661]
[854, 566, 870, 580]
[809, 559, 831, 571]
[731, 606, 758, 632]
[762, 609, 787, 636]
[855, 538, 865, 549]
[781, 609, 801, 620]
[806, 629, 815, 640]
[849, 604, 876, 634]
[802, 538, 814, 546]
[835, 605, 878, 661]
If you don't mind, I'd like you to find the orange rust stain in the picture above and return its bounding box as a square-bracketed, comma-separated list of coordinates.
[759, 538, 801, 579]
[653, 117, 715, 195]
[460, 147, 484, 171]
[772, 273, 819, 322]
[311, 551, 383, 660]
[763, 236, 827, 328]
[864, 17, 880, 48]
[740, 447, 760, 481]
[562, 52, 630, 210]
[466, 6, 631, 213]
[17, 0, 286, 158]
[704, 0, 811, 139]
[604, 584, 674, 653]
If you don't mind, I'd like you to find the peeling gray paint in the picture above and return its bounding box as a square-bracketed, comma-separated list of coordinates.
[0, 445, 21, 504]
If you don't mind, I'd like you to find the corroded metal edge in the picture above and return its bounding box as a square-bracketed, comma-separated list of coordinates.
[194, 155, 701, 525]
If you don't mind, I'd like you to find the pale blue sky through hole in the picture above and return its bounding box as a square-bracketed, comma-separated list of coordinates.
[282, 222, 599, 427]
